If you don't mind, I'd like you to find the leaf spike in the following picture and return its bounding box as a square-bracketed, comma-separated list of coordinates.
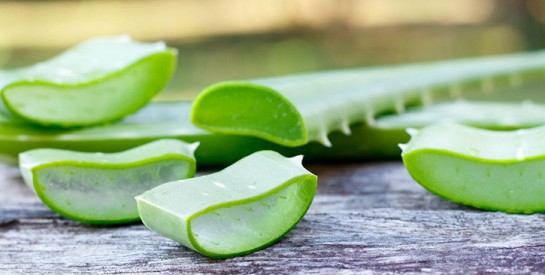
[406, 128, 418, 137]
[340, 119, 352, 135]
[189, 142, 201, 153]
[289, 154, 305, 166]
[318, 128, 332, 147]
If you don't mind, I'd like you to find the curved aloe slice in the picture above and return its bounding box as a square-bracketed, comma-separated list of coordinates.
[0, 35, 176, 127]
[136, 150, 317, 258]
[19, 139, 197, 224]
[192, 50, 545, 147]
[401, 123, 545, 214]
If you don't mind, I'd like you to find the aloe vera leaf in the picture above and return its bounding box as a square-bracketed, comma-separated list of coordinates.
[401, 122, 545, 214]
[1, 100, 545, 165]
[0, 101, 383, 165]
[191, 50, 545, 147]
[280, 100, 545, 161]
[19, 139, 197, 224]
[0, 35, 176, 127]
[464, 79, 545, 103]
[376, 100, 545, 130]
[136, 150, 316, 258]
[363, 100, 545, 157]
[0, 102, 288, 166]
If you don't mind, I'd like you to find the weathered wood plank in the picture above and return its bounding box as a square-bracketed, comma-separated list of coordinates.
[1, 162, 545, 273]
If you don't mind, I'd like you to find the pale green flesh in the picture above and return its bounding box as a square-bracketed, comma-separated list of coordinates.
[136, 150, 317, 258]
[0, 36, 177, 127]
[19, 139, 197, 224]
[402, 123, 545, 213]
[192, 50, 545, 147]
[191, 179, 309, 255]
[1, 100, 545, 165]
[36, 160, 190, 224]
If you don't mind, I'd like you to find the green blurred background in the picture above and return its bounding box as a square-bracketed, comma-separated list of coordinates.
[0, 0, 544, 99]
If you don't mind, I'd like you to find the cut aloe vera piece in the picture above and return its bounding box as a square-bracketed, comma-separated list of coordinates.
[192, 50, 545, 147]
[136, 150, 317, 258]
[0, 35, 176, 127]
[19, 139, 197, 224]
[401, 122, 545, 214]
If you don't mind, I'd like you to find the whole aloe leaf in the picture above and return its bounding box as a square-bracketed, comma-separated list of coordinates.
[0, 100, 544, 165]
[191, 51, 545, 146]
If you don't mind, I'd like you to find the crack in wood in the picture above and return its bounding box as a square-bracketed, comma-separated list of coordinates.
[0, 218, 17, 227]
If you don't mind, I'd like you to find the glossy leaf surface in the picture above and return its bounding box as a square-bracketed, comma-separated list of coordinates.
[402, 123, 545, 213]
[0, 36, 176, 127]
[136, 150, 317, 258]
[19, 139, 197, 224]
[192, 51, 545, 146]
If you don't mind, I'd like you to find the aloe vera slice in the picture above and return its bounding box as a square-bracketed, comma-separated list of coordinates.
[192, 50, 545, 147]
[0, 35, 176, 127]
[401, 122, 545, 214]
[19, 139, 197, 224]
[136, 150, 317, 258]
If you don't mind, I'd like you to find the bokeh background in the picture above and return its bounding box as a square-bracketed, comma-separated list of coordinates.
[0, 0, 544, 99]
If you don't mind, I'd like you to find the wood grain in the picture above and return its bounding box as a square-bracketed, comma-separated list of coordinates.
[1, 162, 545, 274]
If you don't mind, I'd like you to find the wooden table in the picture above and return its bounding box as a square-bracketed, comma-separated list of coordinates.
[2, 161, 545, 273]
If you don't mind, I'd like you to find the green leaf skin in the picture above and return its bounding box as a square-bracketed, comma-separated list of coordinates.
[191, 50, 545, 147]
[367, 99, 545, 156]
[136, 150, 317, 258]
[376, 100, 545, 130]
[401, 122, 545, 214]
[0, 100, 545, 165]
[19, 139, 198, 225]
[0, 101, 395, 165]
[0, 35, 176, 127]
[0, 101, 296, 166]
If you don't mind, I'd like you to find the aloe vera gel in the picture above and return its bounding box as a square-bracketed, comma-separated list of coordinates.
[136, 151, 317, 258]
[19, 139, 198, 224]
[0, 36, 177, 127]
[402, 123, 545, 214]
